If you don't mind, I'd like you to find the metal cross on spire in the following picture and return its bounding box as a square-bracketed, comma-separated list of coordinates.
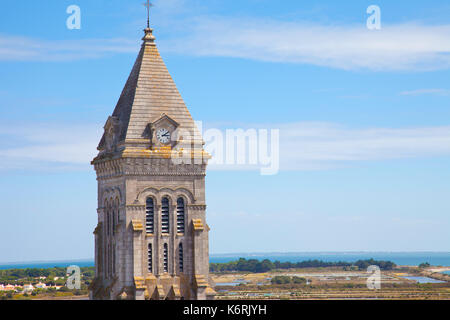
[143, 0, 153, 28]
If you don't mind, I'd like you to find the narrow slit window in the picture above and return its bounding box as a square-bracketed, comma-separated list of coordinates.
[108, 212, 112, 236]
[161, 198, 170, 233]
[179, 243, 184, 273]
[111, 211, 116, 235]
[105, 211, 109, 238]
[146, 198, 154, 234]
[106, 244, 110, 277]
[177, 198, 185, 234]
[112, 243, 116, 274]
[163, 243, 168, 273]
[148, 243, 153, 273]
[105, 202, 110, 238]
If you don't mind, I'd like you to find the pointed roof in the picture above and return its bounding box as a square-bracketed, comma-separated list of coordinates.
[98, 28, 202, 153]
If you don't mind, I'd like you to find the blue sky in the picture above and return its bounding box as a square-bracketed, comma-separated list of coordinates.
[0, 0, 449, 262]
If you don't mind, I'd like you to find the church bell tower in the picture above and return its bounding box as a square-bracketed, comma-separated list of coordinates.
[89, 25, 215, 300]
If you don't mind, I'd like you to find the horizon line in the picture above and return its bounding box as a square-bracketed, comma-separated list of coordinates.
[2, 251, 450, 265]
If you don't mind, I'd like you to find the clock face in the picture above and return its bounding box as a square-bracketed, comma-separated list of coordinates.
[156, 128, 171, 144]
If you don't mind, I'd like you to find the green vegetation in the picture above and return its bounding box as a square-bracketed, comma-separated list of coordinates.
[271, 276, 307, 285]
[0, 266, 94, 285]
[419, 262, 431, 268]
[353, 259, 396, 271]
[210, 258, 396, 273]
[0, 267, 95, 300]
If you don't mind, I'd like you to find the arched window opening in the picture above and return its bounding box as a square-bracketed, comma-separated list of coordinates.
[179, 243, 184, 273]
[148, 243, 153, 273]
[161, 198, 170, 234]
[163, 243, 169, 273]
[146, 198, 155, 234]
[177, 198, 185, 234]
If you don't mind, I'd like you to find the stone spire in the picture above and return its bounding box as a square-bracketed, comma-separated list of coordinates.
[96, 27, 204, 159]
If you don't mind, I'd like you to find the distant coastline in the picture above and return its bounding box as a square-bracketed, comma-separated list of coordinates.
[211, 252, 450, 267]
[0, 259, 94, 270]
[1, 252, 449, 270]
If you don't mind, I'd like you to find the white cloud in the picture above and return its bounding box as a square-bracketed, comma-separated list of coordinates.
[0, 35, 138, 61]
[2, 16, 450, 71]
[0, 124, 101, 170]
[162, 18, 450, 71]
[1, 122, 449, 172]
[279, 122, 450, 170]
[203, 121, 450, 171]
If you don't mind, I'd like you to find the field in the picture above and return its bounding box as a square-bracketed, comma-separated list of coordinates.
[212, 266, 450, 300]
[1, 263, 449, 300]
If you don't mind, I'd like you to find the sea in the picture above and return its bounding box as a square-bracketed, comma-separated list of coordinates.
[1, 252, 449, 270]
[0, 259, 94, 270]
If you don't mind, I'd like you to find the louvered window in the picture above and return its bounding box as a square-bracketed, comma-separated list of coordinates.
[177, 198, 185, 234]
[148, 243, 153, 273]
[179, 243, 184, 273]
[146, 198, 154, 234]
[163, 243, 169, 273]
[161, 197, 170, 233]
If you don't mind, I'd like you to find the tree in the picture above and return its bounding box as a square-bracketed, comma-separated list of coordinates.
[271, 276, 291, 284]
[292, 276, 306, 284]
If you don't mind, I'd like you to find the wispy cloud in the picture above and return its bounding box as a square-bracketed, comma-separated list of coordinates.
[162, 17, 450, 71]
[0, 35, 138, 61]
[278, 122, 450, 170]
[2, 16, 450, 71]
[400, 89, 450, 96]
[1, 122, 449, 172]
[0, 124, 101, 170]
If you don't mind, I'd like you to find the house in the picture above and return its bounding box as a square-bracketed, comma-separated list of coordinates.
[35, 283, 46, 289]
[4, 284, 16, 291]
[23, 284, 34, 293]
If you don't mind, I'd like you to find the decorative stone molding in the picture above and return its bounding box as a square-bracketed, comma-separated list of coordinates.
[127, 205, 146, 211]
[194, 275, 208, 288]
[94, 157, 207, 179]
[135, 187, 196, 204]
[192, 219, 204, 232]
[134, 276, 146, 290]
[131, 220, 144, 232]
[187, 204, 207, 211]
[93, 223, 102, 235]
[102, 186, 122, 205]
